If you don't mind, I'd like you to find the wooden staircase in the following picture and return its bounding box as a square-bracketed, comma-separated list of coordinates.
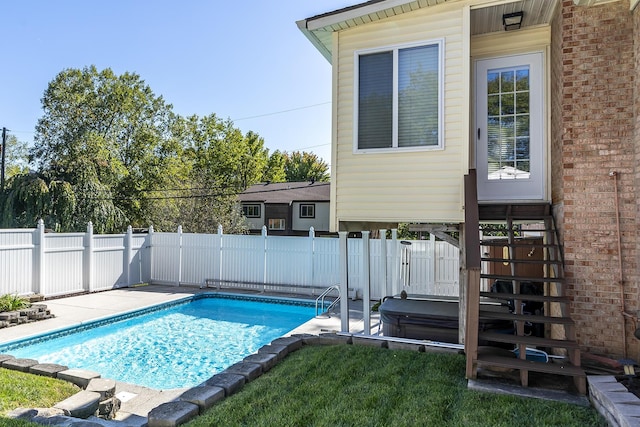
[463, 173, 586, 394]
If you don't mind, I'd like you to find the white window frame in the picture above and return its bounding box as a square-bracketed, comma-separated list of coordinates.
[300, 204, 315, 219]
[268, 218, 286, 231]
[353, 38, 445, 154]
[242, 204, 261, 218]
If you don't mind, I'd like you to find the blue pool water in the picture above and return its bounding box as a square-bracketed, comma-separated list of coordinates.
[1, 294, 318, 390]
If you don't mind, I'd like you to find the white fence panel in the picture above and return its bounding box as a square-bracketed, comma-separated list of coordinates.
[347, 238, 363, 298]
[406, 239, 434, 294]
[265, 236, 310, 290]
[43, 233, 84, 296]
[180, 233, 219, 286]
[131, 234, 151, 284]
[150, 232, 180, 285]
[220, 234, 264, 285]
[92, 235, 126, 291]
[0, 229, 35, 295]
[311, 237, 339, 288]
[434, 241, 460, 296]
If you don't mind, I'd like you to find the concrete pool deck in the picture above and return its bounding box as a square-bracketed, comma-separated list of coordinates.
[0, 285, 376, 425]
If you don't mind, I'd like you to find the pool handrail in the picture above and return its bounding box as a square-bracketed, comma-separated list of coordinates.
[316, 285, 340, 317]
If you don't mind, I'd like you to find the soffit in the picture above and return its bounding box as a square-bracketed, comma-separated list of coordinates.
[298, 0, 559, 63]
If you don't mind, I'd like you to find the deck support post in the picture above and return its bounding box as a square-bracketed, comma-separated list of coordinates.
[339, 231, 349, 332]
[362, 230, 371, 334]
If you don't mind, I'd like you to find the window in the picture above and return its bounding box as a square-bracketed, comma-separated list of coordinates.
[268, 218, 286, 230]
[242, 204, 261, 218]
[355, 40, 443, 152]
[300, 204, 315, 219]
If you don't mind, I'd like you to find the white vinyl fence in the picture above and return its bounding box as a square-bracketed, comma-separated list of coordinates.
[0, 222, 459, 301]
[0, 220, 151, 297]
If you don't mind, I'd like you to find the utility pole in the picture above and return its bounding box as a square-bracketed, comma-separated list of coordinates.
[1, 127, 6, 191]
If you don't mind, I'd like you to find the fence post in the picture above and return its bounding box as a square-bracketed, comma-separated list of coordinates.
[391, 228, 398, 296]
[261, 226, 267, 291]
[308, 227, 315, 290]
[217, 225, 223, 289]
[148, 225, 154, 284]
[125, 225, 133, 287]
[176, 225, 182, 287]
[362, 230, 371, 334]
[34, 219, 45, 295]
[338, 231, 349, 332]
[380, 229, 387, 297]
[429, 233, 437, 293]
[84, 222, 94, 292]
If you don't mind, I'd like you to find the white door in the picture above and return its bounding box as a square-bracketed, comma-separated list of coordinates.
[476, 53, 545, 201]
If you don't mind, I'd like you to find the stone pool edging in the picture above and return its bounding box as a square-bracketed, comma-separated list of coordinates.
[588, 375, 640, 427]
[3, 332, 435, 427]
[0, 303, 54, 329]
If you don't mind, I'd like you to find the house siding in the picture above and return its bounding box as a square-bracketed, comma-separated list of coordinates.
[333, 2, 467, 229]
[292, 202, 331, 232]
[558, 0, 638, 358]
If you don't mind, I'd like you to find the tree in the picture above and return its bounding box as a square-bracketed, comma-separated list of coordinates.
[29, 65, 181, 231]
[283, 151, 329, 182]
[263, 150, 286, 183]
[175, 114, 259, 234]
[3, 135, 29, 179]
[1, 173, 76, 231]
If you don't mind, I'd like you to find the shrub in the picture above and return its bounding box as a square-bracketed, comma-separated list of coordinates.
[0, 294, 30, 312]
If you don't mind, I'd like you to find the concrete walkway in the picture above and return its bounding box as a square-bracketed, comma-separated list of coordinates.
[0, 285, 374, 425]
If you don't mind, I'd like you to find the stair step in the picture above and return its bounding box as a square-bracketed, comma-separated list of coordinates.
[479, 310, 575, 325]
[480, 274, 565, 284]
[480, 241, 560, 248]
[479, 292, 570, 304]
[478, 203, 551, 221]
[481, 257, 562, 265]
[478, 332, 580, 349]
[476, 354, 584, 377]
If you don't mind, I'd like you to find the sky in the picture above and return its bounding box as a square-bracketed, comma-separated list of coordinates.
[0, 1, 357, 166]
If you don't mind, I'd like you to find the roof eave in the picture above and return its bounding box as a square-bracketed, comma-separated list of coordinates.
[296, 19, 333, 64]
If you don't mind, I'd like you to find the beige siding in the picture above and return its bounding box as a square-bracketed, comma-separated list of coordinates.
[333, 3, 468, 230]
[471, 26, 551, 58]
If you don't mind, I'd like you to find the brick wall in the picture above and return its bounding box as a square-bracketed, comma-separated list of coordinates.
[558, 0, 638, 358]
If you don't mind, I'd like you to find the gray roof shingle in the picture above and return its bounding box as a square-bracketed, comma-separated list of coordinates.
[238, 182, 330, 204]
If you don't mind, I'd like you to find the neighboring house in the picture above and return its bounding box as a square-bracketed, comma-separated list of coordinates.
[298, 0, 639, 393]
[238, 182, 331, 236]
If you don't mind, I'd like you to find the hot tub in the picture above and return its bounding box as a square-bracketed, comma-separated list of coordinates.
[379, 296, 512, 343]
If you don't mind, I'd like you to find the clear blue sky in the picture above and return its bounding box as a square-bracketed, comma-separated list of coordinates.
[0, 1, 355, 166]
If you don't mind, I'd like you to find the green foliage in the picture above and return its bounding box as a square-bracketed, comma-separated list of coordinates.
[3, 65, 327, 233]
[3, 135, 29, 179]
[184, 345, 605, 427]
[263, 150, 287, 183]
[283, 151, 329, 183]
[0, 294, 30, 312]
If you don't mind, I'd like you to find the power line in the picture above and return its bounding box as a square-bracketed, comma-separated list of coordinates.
[77, 182, 329, 202]
[233, 101, 330, 121]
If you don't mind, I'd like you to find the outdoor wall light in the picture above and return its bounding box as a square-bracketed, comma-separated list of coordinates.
[502, 11, 524, 31]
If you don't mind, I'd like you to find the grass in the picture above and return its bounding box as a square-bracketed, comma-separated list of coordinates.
[0, 368, 79, 427]
[0, 346, 606, 427]
[184, 345, 606, 427]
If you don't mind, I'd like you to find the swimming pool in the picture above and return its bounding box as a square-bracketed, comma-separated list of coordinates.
[0, 293, 319, 390]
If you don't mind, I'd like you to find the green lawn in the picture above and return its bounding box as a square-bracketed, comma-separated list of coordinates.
[185, 345, 606, 427]
[0, 368, 79, 427]
[0, 345, 606, 427]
